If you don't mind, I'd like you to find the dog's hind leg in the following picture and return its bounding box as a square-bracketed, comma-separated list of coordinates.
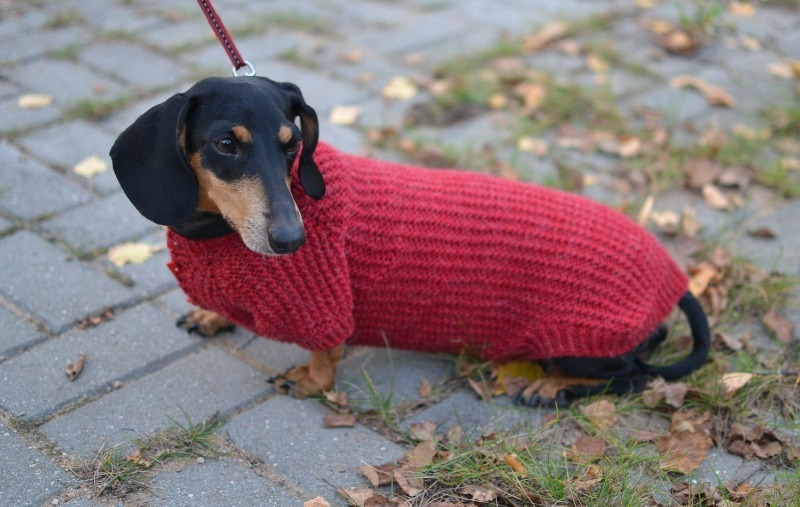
[176, 308, 236, 337]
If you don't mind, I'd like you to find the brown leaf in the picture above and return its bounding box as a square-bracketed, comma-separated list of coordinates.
[409, 421, 437, 443]
[727, 438, 754, 459]
[751, 440, 782, 459]
[418, 379, 432, 397]
[747, 227, 777, 239]
[305, 497, 331, 507]
[393, 470, 424, 497]
[503, 453, 527, 474]
[447, 425, 463, 448]
[658, 430, 712, 474]
[702, 183, 731, 210]
[65, 353, 86, 381]
[17, 93, 53, 109]
[762, 309, 794, 343]
[730, 1, 756, 17]
[688, 262, 718, 297]
[467, 378, 492, 402]
[581, 399, 617, 430]
[684, 158, 724, 189]
[126, 449, 152, 468]
[323, 413, 357, 428]
[336, 488, 376, 507]
[360, 463, 398, 487]
[513, 82, 546, 109]
[680, 207, 701, 238]
[670, 75, 735, 106]
[643, 378, 689, 408]
[405, 441, 436, 470]
[522, 22, 567, 52]
[657, 30, 699, 55]
[364, 494, 395, 507]
[458, 484, 497, 503]
[715, 332, 743, 351]
[720, 373, 753, 398]
[565, 435, 608, 463]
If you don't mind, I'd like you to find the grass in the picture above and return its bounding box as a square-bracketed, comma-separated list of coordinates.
[65, 96, 129, 120]
[232, 12, 335, 38]
[69, 411, 225, 498]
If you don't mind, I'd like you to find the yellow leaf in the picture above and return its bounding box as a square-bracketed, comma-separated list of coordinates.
[382, 76, 418, 100]
[516, 136, 549, 156]
[721, 373, 753, 398]
[73, 154, 108, 178]
[487, 93, 508, 109]
[730, 2, 756, 17]
[17, 93, 53, 109]
[702, 183, 730, 210]
[587, 53, 609, 74]
[304, 497, 331, 507]
[492, 360, 545, 395]
[739, 36, 761, 51]
[328, 105, 361, 126]
[688, 262, 718, 297]
[108, 242, 162, 267]
[637, 194, 655, 227]
[635, 0, 655, 8]
[768, 62, 795, 79]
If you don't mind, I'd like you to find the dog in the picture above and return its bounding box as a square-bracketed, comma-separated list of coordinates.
[110, 76, 710, 405]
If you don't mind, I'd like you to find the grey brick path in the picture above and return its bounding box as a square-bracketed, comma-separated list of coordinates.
[0, 0, 797, 505]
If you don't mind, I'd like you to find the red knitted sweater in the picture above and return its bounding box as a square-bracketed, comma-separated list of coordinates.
[167, 142, 688, 361]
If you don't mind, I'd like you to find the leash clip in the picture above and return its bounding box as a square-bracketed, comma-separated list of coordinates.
[233, 61, 256, 77]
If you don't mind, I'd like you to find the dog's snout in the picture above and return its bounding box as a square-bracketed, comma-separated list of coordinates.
[268, 223, 306, 255]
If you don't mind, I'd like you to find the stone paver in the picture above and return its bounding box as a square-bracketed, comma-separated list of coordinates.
[152, 460, 303, 506]
[0, 421, 74, 507]
[0, 230, 137, 334]
[1, 0, 798, 505]
[0, 302, 199, 420]
[41, 346, 269, 458]
[225, 396, 402, 503]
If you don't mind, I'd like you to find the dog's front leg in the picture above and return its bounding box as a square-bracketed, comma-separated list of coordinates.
[273, 344, 345, 399]
[176, 307, 235, 336]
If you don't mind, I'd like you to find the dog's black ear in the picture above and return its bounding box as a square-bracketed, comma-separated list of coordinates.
[277, 81, 325, 200]
[110, 94, 198, 226]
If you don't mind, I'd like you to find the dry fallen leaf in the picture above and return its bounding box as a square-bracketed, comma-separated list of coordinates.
[487, 93, 508, 109]
[721, 373, 754, 398]
[65, 353, 86, 381]
[503, 453, 527, 474]
[522, 21, 567, 52]
[418, 378, 432, 398]
[730, 1, 756, 17]
[762, 309, 794, 343]
[581, 399, 617, 430]
[324, 390, 349, 408]
[304, 497, 331, 507]
[382, 76, 418, 100]
[658, 29, 699, 55]
[73, 154, 108, 178]
[336, 487, 375, 507]
[637, 194, 655, 227]
[680, 207, 701, 238]
[338, 50, 363, 64]
[393, 469, 424, 497]
[491, 360, 545, 396]
[459, 484, 496, 503]
[768, 62, 796, 79]
[467, 378, 492, 403]
[684, 158, 724, 189]
[107, 242, 162, 268]
[670, 75, 736, 107]
[329, 105, 362, 126]
[513, 82, 546, 109]
[643, 378, 689, 408]
[359, 463, 398, 487]
[405, 441, 436, 470]
[688, 262, 718, 296]
[17, 93, 54, 109]
[517, 136, 549, 157]
[564, 435, 608, 463]
[739, 35, 761, 51]
[323, 412, 357, 428]
[658, 428, 712, 474]
[747, 227, 777, 239]
[126, 449, 152, 468]
[409, 421, 437, 443]
[702, 183, 731, 210]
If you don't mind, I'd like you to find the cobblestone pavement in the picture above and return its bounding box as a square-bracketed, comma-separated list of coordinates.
[1, 1, 799, 506]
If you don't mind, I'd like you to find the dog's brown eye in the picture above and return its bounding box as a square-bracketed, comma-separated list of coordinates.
[214, 137, 236, 154]
[285, 138, 300, 154]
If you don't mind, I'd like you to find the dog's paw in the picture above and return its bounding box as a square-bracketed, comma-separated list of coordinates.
[512, 376, 607, 408]
[268, 364, 334, 400]
[176, 308, 235, 337]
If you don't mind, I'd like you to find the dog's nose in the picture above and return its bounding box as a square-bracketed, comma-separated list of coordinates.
[268, 224, 306, 255]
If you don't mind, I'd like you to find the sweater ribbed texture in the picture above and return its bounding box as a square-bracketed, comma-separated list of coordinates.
[168, 142, 688, 360]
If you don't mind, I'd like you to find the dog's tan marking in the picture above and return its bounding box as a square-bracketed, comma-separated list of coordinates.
[188, 152, 267, 227]
[276, 345, 345, 399]
[231, 125, 253, 144]
[278, 124, 293, 144]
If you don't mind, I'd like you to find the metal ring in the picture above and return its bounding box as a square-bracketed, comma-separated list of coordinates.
[232, 60, 256, 77]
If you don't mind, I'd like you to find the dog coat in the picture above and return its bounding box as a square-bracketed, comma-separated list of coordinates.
[167, 142, 688, 361]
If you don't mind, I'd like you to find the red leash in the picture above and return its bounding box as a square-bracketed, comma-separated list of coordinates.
[196, 0, 255, 76]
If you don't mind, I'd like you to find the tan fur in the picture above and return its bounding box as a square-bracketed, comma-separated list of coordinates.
[231, 125, 253, 144]
[278, 124, 293, 144]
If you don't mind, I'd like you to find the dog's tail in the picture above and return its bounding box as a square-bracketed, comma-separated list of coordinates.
[639, 291, 711, 380]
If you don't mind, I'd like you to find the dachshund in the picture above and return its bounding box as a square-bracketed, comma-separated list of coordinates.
[110, 76, 710, 406]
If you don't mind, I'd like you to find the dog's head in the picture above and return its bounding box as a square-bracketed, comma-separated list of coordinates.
[110, 76, 324, 255]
